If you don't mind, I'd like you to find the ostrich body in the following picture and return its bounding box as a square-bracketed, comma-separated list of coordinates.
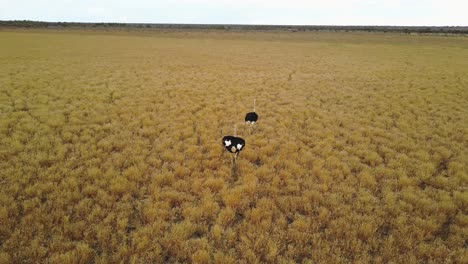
[244, 112, 258, 124]
[245, 99, 259, 125]
[222, 136, 245, 158]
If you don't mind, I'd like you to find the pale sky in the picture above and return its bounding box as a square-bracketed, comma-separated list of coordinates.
[1, 0, 467, 26]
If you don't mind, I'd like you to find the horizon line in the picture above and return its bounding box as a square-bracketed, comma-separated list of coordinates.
[1, 20, 467, 28]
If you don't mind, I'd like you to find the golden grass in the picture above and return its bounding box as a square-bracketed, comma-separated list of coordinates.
[0, 30, 467, 263]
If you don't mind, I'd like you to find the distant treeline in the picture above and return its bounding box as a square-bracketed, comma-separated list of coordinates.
[1, 20, 467, 34]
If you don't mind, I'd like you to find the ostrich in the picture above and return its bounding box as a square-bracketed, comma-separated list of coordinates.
[245, 99, 258, 133]
[222, 136, 245, 158]
[222, 125, 245, 163]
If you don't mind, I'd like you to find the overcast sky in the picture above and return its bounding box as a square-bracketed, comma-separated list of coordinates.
[1, 0, 467, 26]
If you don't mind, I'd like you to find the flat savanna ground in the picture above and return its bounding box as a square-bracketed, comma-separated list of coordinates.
[0, 30, 467, 263]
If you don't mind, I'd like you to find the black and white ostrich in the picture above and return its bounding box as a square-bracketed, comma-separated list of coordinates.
[245, 99, 258, 133]
[222, 125, 245, 163]
[222, 136, 245, 157]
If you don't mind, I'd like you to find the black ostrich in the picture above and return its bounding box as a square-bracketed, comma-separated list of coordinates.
[245, 99, 258, 124]
[245, 112, 258, 124]
[222, 135, 245, 159]
[245, 99, 258, 134]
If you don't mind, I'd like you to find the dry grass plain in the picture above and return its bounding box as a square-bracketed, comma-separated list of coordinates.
[0, 30, 467, 263]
